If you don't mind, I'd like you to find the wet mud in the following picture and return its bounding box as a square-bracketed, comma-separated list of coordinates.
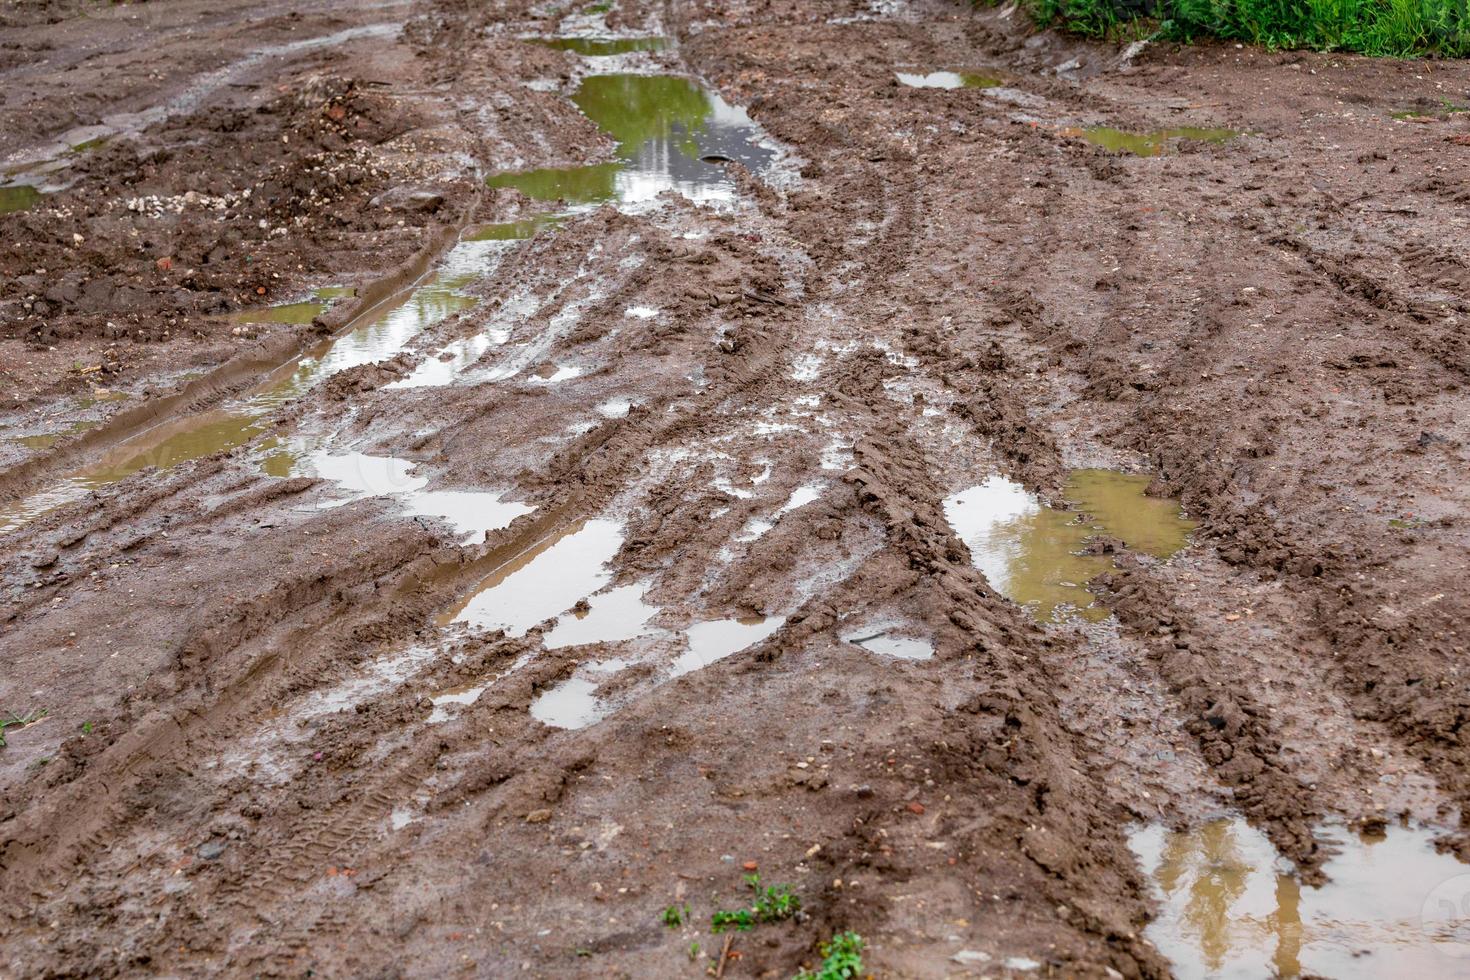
[4, 0, 1470, 977]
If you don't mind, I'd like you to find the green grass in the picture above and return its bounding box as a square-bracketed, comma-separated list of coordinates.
[980, 0, 1470, 56]
[794, 931, 866, 980]
[0, 708, 47, 748]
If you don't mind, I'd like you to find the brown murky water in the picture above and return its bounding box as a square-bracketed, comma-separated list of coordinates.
[943, 470, 1194, 622]
[1072, 126, 1239, 156]
[1132, 818, 1470, 978]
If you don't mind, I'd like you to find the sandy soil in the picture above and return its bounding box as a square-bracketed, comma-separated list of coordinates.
[2, 0, 1469, 976]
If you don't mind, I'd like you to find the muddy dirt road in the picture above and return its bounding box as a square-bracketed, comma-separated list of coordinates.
[3, 0, 1470, 976]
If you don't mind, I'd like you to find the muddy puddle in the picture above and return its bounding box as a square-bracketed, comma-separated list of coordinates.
[283, 450, 533, 543]
[670, 615, 785, 677]
[1133, 817, 1470, 978]
[534, 36, 668, 56]
[0, 184, 41, 214]
[233, 288, 351, 326]
[486, 73, 777, 208]
[1074, 126, 1239, 156]
[440, 519, 626, 635]
[843, 628, 934, 660]
[0, 238, 509, 534]
[943, 470, 1194, 622]
[896, 70, 1000, 89]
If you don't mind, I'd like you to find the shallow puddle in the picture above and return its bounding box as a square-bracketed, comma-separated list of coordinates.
[288, 449, 533, 543]
[486, 73, 776, 207]
[1132, 817, 1470, 978]
[235, 300, 329, 325]
[0, 184, 41, 214]
[535, 36, 668, 56]
[844, 629, 934, 660]
[1, 238, 507, 534]
[464, 214, 563, 241]
[542, 582, 659, 649]
[16, 420, 99, 450]
[1076, 126, 1238, 156]
[943, 470, 1194, 623]
[895, 70, 1000, 89]
[529, 677, 605, 729]
[669, 615, 785, 678]
[442, 519, 625, 636]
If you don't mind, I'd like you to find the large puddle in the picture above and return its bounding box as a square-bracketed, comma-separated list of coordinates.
[1133, 818, 1470, 978]
[486, 73, 777, 208]
[943, 470, 1194, 622]
[0, 237, 512, 534]
[1074, 126, 1239, 156]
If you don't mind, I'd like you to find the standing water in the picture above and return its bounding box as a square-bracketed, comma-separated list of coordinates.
[1132, 818, 1470, 978]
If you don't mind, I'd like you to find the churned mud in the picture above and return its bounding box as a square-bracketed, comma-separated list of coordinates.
[4, 0, 1470, 977]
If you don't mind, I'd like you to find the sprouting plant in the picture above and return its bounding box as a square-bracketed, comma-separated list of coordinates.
[794, 931, 865, 980]
[81, 721, 93, 735]
[0, 708, 47, 748]
[712, 878, 801, 932]
[660, 903, 689, 928]
[710, 907, 755, 933]
[752, 883, 801, 923]
[688, 941, 701, 962]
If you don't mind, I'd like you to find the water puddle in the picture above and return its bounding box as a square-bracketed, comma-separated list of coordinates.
[896, 70, 1000, 89]
[1072, 126, 1239, 156]
[542, 582, 659, 649]
[530, 676, 605, 729]
[441, 519, 625, 636]
[1132, 817, 1470, 978]
[464, 214, 564, 241]
[535, 36, 668, 56]
[943, 470, 1194, 623]
[284, 450, 533, 543]
[844, 629, 933, 660]
[486, 73, 776, 208]
[1, 237, 506, 534]
[234, 288, 349, 326]
[16, 420, 99, 450]
[669, 615, 785, 678]
[0, 184, 41, 215]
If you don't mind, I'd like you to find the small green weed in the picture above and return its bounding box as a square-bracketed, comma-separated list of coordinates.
[711, 875, 802, 932]
[711, 908, 755, 933]
[794, 931, 865, 980]
[0, 708, 47, 748]
[688, 941, 701, 962]
[660, 903, 690, 928]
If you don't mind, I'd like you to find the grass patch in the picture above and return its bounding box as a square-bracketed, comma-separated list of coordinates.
[979, 0, 1470, 57]
[794, 931, 866, 980]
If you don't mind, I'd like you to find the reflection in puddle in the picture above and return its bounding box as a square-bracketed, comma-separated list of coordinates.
[235, 300, 327, 326]
[443, 519, 624, 636]
[670, 616, 785, 678]
[543, 583, 659, 649]
[534, 36, 668, 56]
[943, 470, 1194, 622]
[530, 676, 604, 729]
[486, 74, 776, 208]
[844, 630, 933, 660]
[896, 70, 1000, 89]
[287, 450, 533, 543]
[0, 184, 41, 215]
[1075, 126, 1239, 156]
[1132, 818, 1470, 978]
[1, 237, 508, 534]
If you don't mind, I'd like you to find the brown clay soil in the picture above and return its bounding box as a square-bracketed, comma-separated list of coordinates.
[2, 0, 1469, 976]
